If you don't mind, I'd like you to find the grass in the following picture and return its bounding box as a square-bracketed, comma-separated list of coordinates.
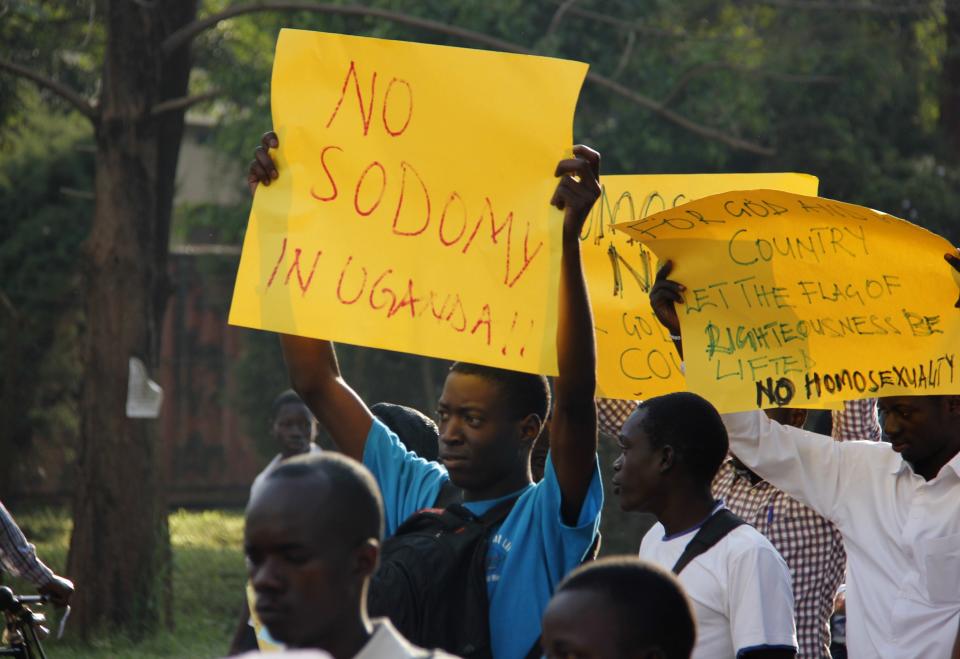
[4, 507, 248, 658]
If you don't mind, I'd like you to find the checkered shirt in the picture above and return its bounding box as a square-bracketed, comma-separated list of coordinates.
[596, 398, 640, 437]
[832, 398, 881, 442]
[0, 501, 55, 587]
[714, 462, 845, 658]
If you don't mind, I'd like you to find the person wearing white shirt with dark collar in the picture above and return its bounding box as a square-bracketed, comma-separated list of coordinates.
[649, 254, 960, 659]
[613, 392, 798, 659]
[240, 452, 458, 659]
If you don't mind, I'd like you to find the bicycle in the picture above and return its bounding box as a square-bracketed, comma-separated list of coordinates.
[0, 586, 55, 659]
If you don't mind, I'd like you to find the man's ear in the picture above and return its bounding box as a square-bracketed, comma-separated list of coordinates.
[659, 445, 676, 473]
[945, 396, 960, 417]
[353, 539, 380, 579]
[519, 413, 543, 448]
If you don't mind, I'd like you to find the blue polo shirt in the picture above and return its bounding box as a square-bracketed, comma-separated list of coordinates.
[363, 418, 603, 659]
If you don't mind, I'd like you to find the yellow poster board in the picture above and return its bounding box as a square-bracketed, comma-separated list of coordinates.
[229, 29, 588, 375]
[588, 174, 818, 400]
[616, 190, 960, 412]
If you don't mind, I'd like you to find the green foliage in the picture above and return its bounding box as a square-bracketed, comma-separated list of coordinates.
[0, 91, 92, 494]
[3, 507, 247, 659]
[172, 201, 249, 245]
[0, 2, 104, 124]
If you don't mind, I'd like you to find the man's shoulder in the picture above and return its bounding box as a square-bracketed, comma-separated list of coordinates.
[715, 524, 789, 577]
[720, 522, 778, 553]
[504, 457, 602, 529]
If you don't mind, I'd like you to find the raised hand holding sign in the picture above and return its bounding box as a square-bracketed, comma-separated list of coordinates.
[619, 189, 960, 412]
[230, 29, 587, 375]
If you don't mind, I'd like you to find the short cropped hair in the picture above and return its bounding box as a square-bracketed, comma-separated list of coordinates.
[265, 453, 385, 543]
[558, 556, 696, 659]
[449, 362, 550, 421]
[271, 389, 306, 419]
[371, 402, 439, 461]
[637, 392, 728, 485]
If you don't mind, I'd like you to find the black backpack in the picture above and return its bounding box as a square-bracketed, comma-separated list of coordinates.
[367, 482, 516, 659]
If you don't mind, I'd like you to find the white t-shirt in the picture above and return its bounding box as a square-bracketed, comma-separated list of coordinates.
[638, 509, 797, 659]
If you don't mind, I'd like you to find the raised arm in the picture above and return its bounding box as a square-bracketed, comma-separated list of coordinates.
[648, 260, 875, 521]
[0, 502, 73, 606]
[548, 145, 601, 524]
[248, 132, 373, 461]
[278, 335, 373, 461]
[722, 410, 852, 521]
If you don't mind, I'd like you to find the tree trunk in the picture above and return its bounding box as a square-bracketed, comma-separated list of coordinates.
[66, 0, 197, 636]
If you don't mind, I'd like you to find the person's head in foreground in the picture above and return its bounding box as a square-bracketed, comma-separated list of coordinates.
[541, 556, 696, 659]
[272, 389, 319, 459]
[245, 453, 383, 653]
[612, 392, 727, 514]
[877, 395, 960, 480]
[437, 362, 550, 499]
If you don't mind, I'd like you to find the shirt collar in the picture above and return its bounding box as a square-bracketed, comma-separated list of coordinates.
[890, 455, 911, 476]
[890, 449, 960, 480]
[355, 619, 421, 659]
[941, 450, 960, 479]
[661, 500, 725, 541]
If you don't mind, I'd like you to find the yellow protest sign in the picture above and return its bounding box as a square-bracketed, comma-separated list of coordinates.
[229, 29, 587, 375]
[586, 174, 818, 400]
[616, 190, 960, 412]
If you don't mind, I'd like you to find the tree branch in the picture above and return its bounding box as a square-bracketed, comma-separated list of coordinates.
[162, 1, 774, 156]
[545, 0, 579, 38]
[611, 29, 636, 80]
[162, 2, 530, 59]
[588, 74, 775, 156]
[0, 58, 97, 121]
[749, 0, 935, 13]
[661, 61, 839, 107]
[151, 90, 220, 116]
[548, 1, 689, 38]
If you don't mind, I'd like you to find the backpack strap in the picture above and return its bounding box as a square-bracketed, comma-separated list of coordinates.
[671, 508, 746, 575]
[433, 479, 463, 509]
[397, 488, 520, 537]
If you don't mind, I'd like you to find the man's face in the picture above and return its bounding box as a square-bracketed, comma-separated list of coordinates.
[763, 407, 807, 429]
[436, 372, 533, 497]
[541, 589, 624, 659]
[244, 478, 354, 648]
[877, 396, 955, 468]
[612, 409, 665, 513]
[273, 402, 317, 458]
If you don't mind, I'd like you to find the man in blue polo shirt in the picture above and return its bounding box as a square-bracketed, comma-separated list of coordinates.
[249, 132, 604, 658]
